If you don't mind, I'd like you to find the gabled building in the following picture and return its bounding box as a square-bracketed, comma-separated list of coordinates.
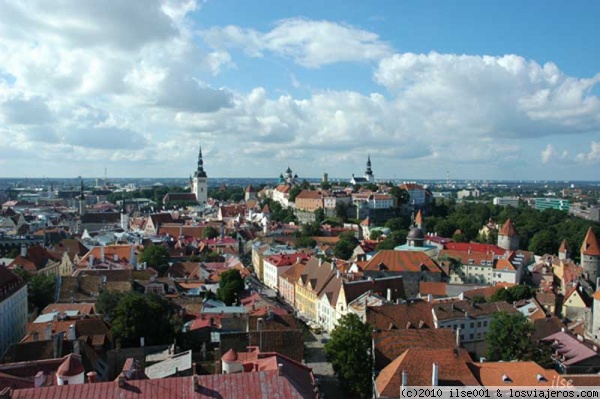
[580, 227, 600, 285]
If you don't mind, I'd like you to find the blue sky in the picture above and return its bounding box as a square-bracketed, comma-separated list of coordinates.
[0, 0, 599, 180]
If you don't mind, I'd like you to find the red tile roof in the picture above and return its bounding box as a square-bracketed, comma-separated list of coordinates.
[367, 301, 435, 330]
[11, 372, 317, 399]
[419, 282, 447, 297]
[443, 242, 505, 256]
[470, 361, 565, 386]
[499, 219, 517, 237]
[363, 250, 442, 274]
[376, 348, 477, 395]
[580, 227, 600, 256]
[56, 354, 84, 377]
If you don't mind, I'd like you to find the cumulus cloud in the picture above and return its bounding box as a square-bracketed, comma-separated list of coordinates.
[374, 52, 600, 140]
[201, 18, 392, 68]
[576, 142, 600, 164]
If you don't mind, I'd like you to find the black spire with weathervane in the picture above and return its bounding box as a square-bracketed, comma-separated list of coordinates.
[365, 154, 373, 181]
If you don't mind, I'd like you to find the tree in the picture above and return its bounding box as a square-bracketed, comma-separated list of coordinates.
[490, 285, 535, 303]
[217, 269, 244, 305]
[389, 186, 410, 207]
[289, 185, 302, 202]
[96, 290, 125, 321]
[528, 230, 557, 255]
[334, 231, 358, 260]
[13, 268, 56, 312]
[369, 230, 383, 241]
[486, 311, 537, 361]
[325, 313, 373, 398]
[202, 226, 219, 239]
[335, 202, 349, 222]
[109, 291, 182, 347]
[140, 245, 170, 276]
[295, 236, 316, 249]
[314, 208, 325, 224]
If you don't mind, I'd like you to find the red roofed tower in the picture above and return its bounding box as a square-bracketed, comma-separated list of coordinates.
[558, 239, 570, 260]
[580, 227, 600, 285]
[497, 219, 519, 251]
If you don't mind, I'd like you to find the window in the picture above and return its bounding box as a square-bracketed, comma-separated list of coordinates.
[483, 321, 488, 327]
[477, 322, 481, 328]
[460, 324, 465, 329]
[470, 322, 474, 328]
[469, 334, 474, 340]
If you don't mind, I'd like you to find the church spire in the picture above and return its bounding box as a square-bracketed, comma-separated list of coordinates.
[194, 146, 207, 178]
[365, 154, 374, 182]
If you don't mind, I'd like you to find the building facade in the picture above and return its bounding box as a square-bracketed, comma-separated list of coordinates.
[0, 266, 28, 356]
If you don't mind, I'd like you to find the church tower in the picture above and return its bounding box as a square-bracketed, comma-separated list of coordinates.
[364, 154, 374, 183]
[581, 227, 600, 285]
[191, 146, 208, 205]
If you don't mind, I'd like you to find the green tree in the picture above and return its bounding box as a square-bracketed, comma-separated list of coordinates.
[296, 236, 317, 249]
[217, 269, 244, 305]
[528, 230, 557, 255]
[486, 311, 538, 362]
[289, 186, 302, 202]
[389, 186, 410, 206]
[333, 231, 358, 260]
[335, 203, 349, 222]
[490, 285, 535, 303]
[96, 290, 125, 321]
[325, 313, 373, 398]
[13, 268, 56, 312]
[370, 230, 383, 241]
[140, 245, 170, 276]
[314, 208, 325, 224]
[202, 226, 219, 239]
[110, 292, 182, 347]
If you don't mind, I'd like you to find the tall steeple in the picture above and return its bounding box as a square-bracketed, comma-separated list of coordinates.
[192, 145, 208, 204]
[194, 147, 207, 178]
[364, 154, 374, 182]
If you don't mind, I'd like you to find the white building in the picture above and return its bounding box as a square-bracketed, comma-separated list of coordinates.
[492, 197, 520, 207]
[191, 146, 208, 205]
[0, 266, 28, 356]
[263, 253, 310, 291]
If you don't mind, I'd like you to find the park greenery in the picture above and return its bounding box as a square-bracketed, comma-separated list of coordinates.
[97, 291, 182, 348]
[325, 313, 373, 398]
[333, 231, 359, 260]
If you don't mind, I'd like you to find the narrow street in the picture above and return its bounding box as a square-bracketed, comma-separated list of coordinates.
[304, 330, 345, 399]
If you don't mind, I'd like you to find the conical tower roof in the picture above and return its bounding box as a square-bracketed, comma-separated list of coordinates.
[581, 227, 600, 256]
[415, 210, 424, 226]
[499, 219, 517, 237]
[559, 239, 570, 253]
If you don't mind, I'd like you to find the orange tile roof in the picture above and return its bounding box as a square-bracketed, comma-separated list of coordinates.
[499, 219, 517, 236]
[559, 239, 570, 253]
[363, 250, 442, 274]
[80, 244, 137, 264]
[419, 282, 447, 297]
[470, 361, 565, 386]
[580, 227, 600, 256]
[367, 302, 434, 330]
[376, 348, 477, 395]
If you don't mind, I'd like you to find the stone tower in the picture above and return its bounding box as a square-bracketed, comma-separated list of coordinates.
[558, 239, 570, 260]
[581, 227, 600, 285]
[191, 146, 208, 205]
[497, 219, 519, 251]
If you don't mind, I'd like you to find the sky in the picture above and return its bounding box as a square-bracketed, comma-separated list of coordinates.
[0, 0, 599, 181]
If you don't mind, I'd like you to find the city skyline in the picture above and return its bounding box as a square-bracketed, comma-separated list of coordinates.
[0, 0, 599, 180]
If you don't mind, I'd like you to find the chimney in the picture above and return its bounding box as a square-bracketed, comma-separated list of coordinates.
[34, 371, 45, 387]
[456, 327, 461, 347]
[432, 363, 439, 386]
[318, 258, 323, 266]
[101, 246, 105, 263]
[32, 331, 39, 342]
[387, 288, 392, 302]
[140, 337, 145, 347]
[68, 324, 76, 340]
[87, 371, 97, 383]
[336, 269, 341, 279]
[479, 357, 486, 363]
[427, 294, 433, 303]
[401, 370, 408, 389]
[73, 340, 81, 355]
[278, 363, 283, 376]
[20, 244, 27, 258]
[114, 254, 119, 262]
[88, 255, 94, 268]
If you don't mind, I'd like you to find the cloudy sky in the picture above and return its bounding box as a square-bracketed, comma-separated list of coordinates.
[0, 0, 599, 180]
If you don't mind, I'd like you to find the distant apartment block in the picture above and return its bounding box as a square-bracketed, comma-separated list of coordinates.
[569, 203, 600, 222]
[492, 197, 519, 207]
[534, 197, 570, 211]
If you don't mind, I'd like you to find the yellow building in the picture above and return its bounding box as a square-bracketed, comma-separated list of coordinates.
[294, 257, 335, 323]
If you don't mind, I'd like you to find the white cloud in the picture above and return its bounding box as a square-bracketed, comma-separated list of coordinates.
[375, 52, 600, 139]
[576, 141, 600, 164]
[201, 18, 392, 68]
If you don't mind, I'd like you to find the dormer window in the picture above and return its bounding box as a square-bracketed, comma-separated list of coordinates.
[502, 374, 512, 383]
[536, 373, 547, 382]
